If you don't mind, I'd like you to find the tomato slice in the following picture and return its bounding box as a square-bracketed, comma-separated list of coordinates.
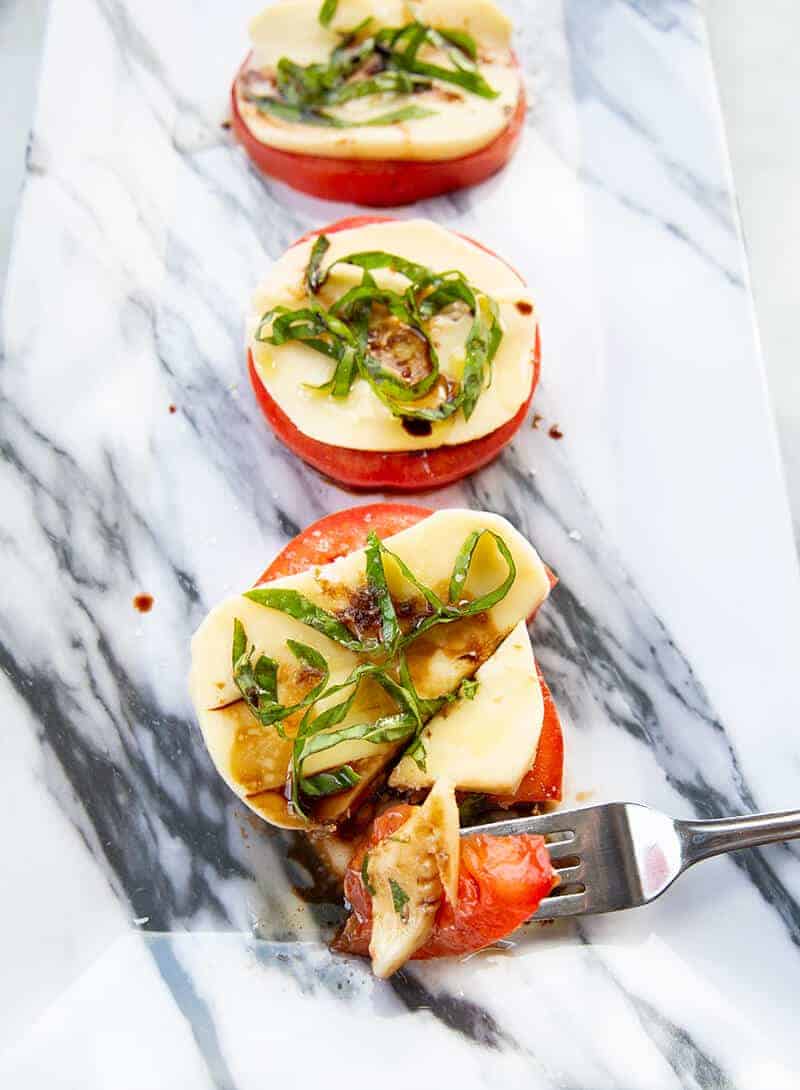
[249, 350, 537, 493]
[231, 61, 526, 206]
[257, 502, 432, 582]
[335, 804, 558, 962]
[247, 213, 539, 492]
[498, 667, 564, 805]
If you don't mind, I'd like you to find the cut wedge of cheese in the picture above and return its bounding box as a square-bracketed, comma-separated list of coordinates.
[389, 619, 544, 794]
[189, 509, 550, 827]
[240, 0, 521, 162]
[366, 780, 459, 977]
[422, 778, 460, 905]
[249, 219, 537, 452]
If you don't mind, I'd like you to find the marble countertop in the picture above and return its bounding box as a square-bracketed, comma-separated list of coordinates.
[2, 2, 800, 1088]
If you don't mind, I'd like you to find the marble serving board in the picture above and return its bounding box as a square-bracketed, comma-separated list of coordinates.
[2, 0, 800, 1086]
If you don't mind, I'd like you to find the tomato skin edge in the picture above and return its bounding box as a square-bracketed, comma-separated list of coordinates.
[256, 502, 433, 583]
[230, 60, 526, 206]
[498, 666, 564, 805]
[248, 349, 538, 492]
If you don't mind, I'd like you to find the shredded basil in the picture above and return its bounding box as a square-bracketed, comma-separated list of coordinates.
[318, 0, 338, 27]
[300, 712, 417, 765]
[323, 71, 431, 106]
[322, 250, 432, 288]
[361, 852, 375, 896]
[306, 235, 330, 294]
[302, 765, 360, 797]
[365, 532, 401, 652]
[435, 27, 478, 60]
[459, 677, 480, 700]
[389, 878, 410, 918]
[231, 618, 248, 669]
[236, 527, 516, 817]
[257, 241, 503, 426]
[244, 9, 497, 131]
[243, 587, 377, 653]
[448, 530, 516, 614]
[232, 622, 329, 735]
[246, 96, 435, 128]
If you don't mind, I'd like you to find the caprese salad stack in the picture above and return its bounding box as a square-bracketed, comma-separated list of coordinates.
[189, 0, 565, 978]
[248, 216, 539, 490]
[190, 505, 564, 976]
[232, 0, 526, 205]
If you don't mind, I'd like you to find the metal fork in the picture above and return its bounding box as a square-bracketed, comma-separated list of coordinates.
[462, 803, 800, 919]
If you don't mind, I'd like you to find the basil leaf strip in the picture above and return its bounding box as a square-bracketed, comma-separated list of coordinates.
[459, 677, 480, 700]
[249, 96, 435, 128]
[290, 669, 371, 816]
[244, 587, 377, 652]
[330, 250, 433, 285]
[448, 530, 516, 613]
[323, 71, 430, 106]
[300, 712, 417, 764]
[257, 303, 357, 348]
[365, 532, 400, 651]
[232, 623, 329, 735]
[232, 618, 247, 668]
[399, 653, 451, 722]
[318, 0, 338, 27]
[260, 246, 503, 424]
[302, 765, 360, 797]
[389, 878, 410, 917]
[249, 13, 498, 134]
[373, 540, 446, 618]
[435, 27, 478, 60]
[306, 235, 330, 294]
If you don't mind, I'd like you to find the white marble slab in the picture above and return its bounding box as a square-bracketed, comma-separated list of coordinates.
[2, 0, 800, 1086]
[701, 0, 800, 543]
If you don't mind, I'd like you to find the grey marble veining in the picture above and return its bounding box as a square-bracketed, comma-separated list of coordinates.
[2, 0, 800, 1086]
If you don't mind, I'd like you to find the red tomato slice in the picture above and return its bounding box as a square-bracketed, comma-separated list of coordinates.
[498, 667, 564, 805]
[247, 214, 540, 492]
[335, 804, 558, 961]
[230, 61, 526, 206]
[249, 350, 536, 492]
[257, 502, 432, 582]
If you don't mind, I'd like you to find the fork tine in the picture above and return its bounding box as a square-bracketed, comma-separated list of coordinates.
[462, 807, 595, 840]
[531, 891, 587, 919]
[544, 835, 579, 860]
[467, 802, 689, 920]
[507, 811, 578, 835]
[550, 862, 583, 883]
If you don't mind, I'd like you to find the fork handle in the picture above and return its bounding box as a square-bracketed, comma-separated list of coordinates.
[678, 809, 800, 866]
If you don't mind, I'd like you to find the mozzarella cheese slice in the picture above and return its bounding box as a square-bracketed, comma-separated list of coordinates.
[390, 619, 544, 794]
[249, 219, 537, 452]
[239, 0, 521, 161]
[366, 779, 459, 977]
[189, 508, 550, 827]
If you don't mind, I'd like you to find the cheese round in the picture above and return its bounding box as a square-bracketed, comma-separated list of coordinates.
[249, 219, 537, 452]
[389, 619, 544, 794]
[237, 0, 522, 162]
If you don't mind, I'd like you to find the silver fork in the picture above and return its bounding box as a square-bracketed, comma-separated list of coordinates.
[462, 803, 800, 919]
